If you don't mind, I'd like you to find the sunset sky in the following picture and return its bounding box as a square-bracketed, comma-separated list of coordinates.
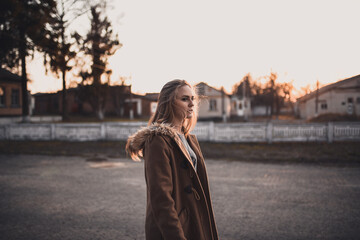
[28, 0, 360, 98]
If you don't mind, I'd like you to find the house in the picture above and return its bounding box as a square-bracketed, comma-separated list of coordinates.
[0, 68, 22, 116]
[33, 85, 159, 119]
[195, 82, 231, 121]
[125, 92, 159, 119]
[34, 85, 131, 117]
[296, 74, 360, 120]
[230, 96, 252, 120]
[103, 85, 132, 117]
[230, 81, 252, 119]
[141, 93, 159, 117]
[33, 92, 61, 115]
[33, 87, 81, 115]
[230, 79, 252, 120]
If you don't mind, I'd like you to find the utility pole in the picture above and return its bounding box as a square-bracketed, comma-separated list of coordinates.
[129, 84, 134, 120]
[221, 87, 226, 122]
[315, 80, 319, 117]
[243, 79, 248, 121]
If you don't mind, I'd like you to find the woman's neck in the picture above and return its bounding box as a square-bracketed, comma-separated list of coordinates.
[171, 118, 185, 134]
[174, 125, 182, 134]
[172, 122, 183, 134]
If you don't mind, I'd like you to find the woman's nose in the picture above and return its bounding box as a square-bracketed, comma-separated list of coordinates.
[189, 100, 194, 107]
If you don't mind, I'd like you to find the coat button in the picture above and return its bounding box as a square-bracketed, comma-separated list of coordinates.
[184, 185, 192, 194]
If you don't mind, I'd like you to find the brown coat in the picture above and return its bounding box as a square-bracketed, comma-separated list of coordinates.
[126, 123, 218, 240]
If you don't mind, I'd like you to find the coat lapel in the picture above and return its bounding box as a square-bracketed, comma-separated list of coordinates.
[187, 134, 204, 162]
[173, 134, 196, 170]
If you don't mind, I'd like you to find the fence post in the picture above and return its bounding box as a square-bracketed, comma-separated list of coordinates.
[100, 123, 106, 140]
[100, 122, 106, 140]
[5, 125, 10, 140]
[328, 122, 333, 143]
[267, 122, 273, 143]
[209, 121, 215, 141]
[50, 124, 55, 140]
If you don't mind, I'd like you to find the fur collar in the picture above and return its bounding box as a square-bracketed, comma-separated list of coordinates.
[126, 123, 179, 161]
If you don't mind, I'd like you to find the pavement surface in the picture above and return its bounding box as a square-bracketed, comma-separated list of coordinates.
[0, 154, 360, 240]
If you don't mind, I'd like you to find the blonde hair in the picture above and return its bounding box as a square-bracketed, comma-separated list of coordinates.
[149, 79, 198, 136]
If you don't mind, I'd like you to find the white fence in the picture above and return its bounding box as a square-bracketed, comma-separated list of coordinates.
[0, 121, 360, 142]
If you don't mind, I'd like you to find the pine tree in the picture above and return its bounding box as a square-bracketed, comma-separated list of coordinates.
[75, 3, 121, 120]
[0, 0, 57, 121]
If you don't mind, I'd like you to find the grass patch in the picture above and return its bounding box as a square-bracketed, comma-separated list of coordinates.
[0, 140, 359, 165]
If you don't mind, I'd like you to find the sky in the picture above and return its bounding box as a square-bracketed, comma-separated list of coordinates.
[28, 0, 360, 98]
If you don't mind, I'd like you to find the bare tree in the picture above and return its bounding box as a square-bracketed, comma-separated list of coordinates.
[234, 72, 294, 118]
[43, 0, 89, 120]
[75, 3, 121, 120]
[232, 73, 253, 99]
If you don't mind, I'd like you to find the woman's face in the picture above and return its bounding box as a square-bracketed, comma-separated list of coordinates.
[174, 85, 195, 122]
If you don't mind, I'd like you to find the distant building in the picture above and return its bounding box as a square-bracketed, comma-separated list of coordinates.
[252, 105, 270, 117]
[142, 93, 159, 117]
[33, 92, 61, 115]
[296, 74, 360, 119]
[195, 82, 231, 121]
[104, 85, 132, 117]
[34, 87, 81, 115]
[34, 85, 131, 116]
[0, 68, 22, 116]
[230, 96, 252, 120]
[230, 79, 252, 120]
[126, 93, 159, 119]
[33, 85, 159, 119]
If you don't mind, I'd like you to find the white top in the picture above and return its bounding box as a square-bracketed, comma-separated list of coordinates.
[177, 133, 197, 171]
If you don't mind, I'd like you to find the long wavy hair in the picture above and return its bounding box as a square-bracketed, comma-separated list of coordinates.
[149, 79, 198, 136]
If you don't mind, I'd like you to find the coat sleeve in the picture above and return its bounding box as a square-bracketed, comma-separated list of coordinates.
[144, 135, 187, 240]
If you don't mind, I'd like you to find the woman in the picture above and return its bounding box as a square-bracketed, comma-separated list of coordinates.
[126, 80, 218, 240]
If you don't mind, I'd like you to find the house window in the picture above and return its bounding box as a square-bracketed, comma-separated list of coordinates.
[151, 102, 157, 114]
[0, 87, 5, 107]
[348, 97, 353, 103]
[321, 103, 327, 110]
[209, 99, 217, 111]
[244, 100, 248, 108]
[238, 102, 242, 110]
[11, 89, 20, 107]
[356, 97, 360, 104]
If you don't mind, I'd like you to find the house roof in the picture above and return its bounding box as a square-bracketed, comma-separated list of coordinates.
[195, 82, 231, 96]
[297, 74, 360, 102]
[130, 92, 159, 102]
[33, 92, 58, 96]
[32, 84, 131, 96]
[144, 93, 159, 101]
[0, 68, 22, 83]
[196, 82, 219, 91]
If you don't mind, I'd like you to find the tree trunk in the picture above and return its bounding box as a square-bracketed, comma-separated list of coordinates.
[97, 107, 104, 120]
[62, 69, 68, 121]
[20, 28, 29, 122]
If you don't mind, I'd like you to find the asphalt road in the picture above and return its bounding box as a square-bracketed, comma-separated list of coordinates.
[0, 154, 360, 240]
